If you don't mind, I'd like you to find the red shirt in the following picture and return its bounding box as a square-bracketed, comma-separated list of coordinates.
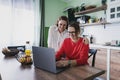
[56, 37, 89, 65]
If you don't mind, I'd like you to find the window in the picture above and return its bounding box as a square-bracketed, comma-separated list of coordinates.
[0, 0, 40, 47]
[107, 0, 120, 22]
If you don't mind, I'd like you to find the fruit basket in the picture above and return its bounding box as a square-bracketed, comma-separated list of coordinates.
[2, 48, 19, 56]
[16, 54, 33, 65]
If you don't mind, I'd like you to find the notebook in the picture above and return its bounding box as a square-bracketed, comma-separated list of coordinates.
[32, 46, 68, 74]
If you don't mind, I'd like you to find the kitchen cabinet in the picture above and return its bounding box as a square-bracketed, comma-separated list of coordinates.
[107, 0, 120, 22]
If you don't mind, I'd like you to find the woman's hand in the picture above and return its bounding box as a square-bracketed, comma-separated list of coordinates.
[83, 37, 89, 44]
[56, 60, 69, 68]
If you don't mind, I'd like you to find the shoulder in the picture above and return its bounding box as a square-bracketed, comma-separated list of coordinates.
[64, 38, 70, 42]
[49, 25, 57, 29]
[82, 37, 89, 45]
[49, 25, 57, 32]
[65, 37, 70, 40]
[61, 38, 71, 46]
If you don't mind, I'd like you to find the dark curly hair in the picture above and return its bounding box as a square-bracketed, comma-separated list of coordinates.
[68, 21, 80, 34]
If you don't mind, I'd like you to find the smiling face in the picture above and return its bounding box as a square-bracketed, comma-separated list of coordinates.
[68, 27, 76, 40]
[58, 20, 67, 33]
[68, 27, 80, 41]
[68, 22, 80, 42]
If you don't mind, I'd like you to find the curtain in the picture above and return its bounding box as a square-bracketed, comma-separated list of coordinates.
[0, 0, 41, 48]
[33, 0, 41, 46]
[39, 0, 45, 46]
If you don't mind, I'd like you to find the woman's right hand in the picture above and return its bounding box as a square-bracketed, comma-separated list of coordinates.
[56, 60, 77, 67]
[56, 60, 69, 68]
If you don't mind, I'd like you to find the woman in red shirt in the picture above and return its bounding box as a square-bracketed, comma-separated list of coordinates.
[56, 22, 89, 67]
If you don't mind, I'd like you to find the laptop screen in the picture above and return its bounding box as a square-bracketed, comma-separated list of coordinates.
[32, 46, 64, 73]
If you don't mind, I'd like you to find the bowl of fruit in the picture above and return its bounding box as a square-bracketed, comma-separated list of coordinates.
[2, 47, 19, 56]
[16, 54, 33, 65]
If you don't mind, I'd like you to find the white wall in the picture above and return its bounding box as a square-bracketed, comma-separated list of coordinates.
[83, 23, 120, 44]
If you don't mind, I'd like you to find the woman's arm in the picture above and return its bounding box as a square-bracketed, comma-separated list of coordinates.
[56, 60, 77, 67]
[76, 44, 89, 65]
[76, 38, 89, 65]
[55, 39, 67, 61]
[47, 26, 54, 47]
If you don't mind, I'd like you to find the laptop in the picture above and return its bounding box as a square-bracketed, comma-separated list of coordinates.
[32, 46, 68, 74]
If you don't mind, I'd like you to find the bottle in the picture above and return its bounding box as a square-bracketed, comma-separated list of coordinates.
[90, 35, 93, 44]
[25, 41, 31, 56]
[101, 0, 106, 5]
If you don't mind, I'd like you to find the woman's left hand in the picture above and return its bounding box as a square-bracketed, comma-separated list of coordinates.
[56, 60, 69, 68]
[83, 37, 89, 44]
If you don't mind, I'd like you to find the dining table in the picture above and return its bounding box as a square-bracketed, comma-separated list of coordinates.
[0, 51, 105, 80]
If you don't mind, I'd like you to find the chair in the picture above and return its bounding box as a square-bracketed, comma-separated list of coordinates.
[88, 49, 97, 67]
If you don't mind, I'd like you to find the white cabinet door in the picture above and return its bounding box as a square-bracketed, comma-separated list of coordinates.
[107, 0, 120, 22]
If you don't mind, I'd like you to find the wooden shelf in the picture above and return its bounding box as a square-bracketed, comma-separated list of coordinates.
[80, 22, 111, 27]
[74, 5, 107, 15]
